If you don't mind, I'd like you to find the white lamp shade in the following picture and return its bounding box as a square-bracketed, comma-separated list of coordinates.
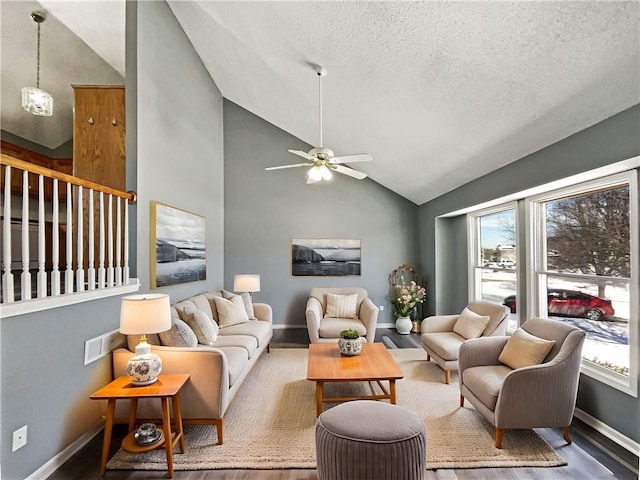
[233, 274, 261, 293]
[119, 294, 171, 335]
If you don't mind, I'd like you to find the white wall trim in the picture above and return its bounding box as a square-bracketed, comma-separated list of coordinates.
[1, 279, 140, 318]
[26, 419, 104, 480]
[271, 324, 307, 330]
[574, 408, 640, 458]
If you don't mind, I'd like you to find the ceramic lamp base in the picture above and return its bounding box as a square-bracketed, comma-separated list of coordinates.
[126, 340, 162, 386]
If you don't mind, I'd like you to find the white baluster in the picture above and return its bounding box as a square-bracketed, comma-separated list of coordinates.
[115, 196, 122, 286]
[2, 165, 14, 303]
[51, 179, 60, 296]
[87, 189, 95, 290]
[65, 182, 73, 294]
[76, 186, 85, 291]
[98, 192, 105, 289]
[21, 170, 31, 300]
[107, 194, 114, 287]
[37, 175, 47, 298]
[123, 197, 130, 284]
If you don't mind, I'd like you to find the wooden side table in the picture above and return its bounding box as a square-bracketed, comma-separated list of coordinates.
[90, 373, 190, 478]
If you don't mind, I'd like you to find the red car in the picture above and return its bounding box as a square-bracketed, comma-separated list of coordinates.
[503, 289, 615, 321]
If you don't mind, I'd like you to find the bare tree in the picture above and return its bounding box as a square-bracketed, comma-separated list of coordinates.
[546, 186, 630, 297]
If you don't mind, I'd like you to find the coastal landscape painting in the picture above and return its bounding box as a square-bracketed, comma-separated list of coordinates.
[151, 202, 206, 288]
[291, 238, 361, 276]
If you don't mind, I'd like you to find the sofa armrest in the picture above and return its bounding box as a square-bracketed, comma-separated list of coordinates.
[305, 297, 323, 343]
[359, 298, 379, 343]
[113, 345, 230, 419]
[253, 303, 272, 324]
[458, 336, 509, 373]
[421, 314, 459, 333]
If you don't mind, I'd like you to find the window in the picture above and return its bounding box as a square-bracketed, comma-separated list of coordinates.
[529, 171, 638, 395]
[468, 204, 518, 331]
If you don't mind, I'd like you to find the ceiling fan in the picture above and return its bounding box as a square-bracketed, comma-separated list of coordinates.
[265, 65, 372, 184]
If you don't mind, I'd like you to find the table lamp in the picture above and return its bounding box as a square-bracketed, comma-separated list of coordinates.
[119, 294, 171, 386]
[233, 274, 261, 299]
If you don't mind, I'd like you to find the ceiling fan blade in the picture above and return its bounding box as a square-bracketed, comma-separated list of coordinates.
[265, 163, 313, 171]
[330, 153, 373, 164]
[333, 165, 368, 180]
[288, 149, 316, 161]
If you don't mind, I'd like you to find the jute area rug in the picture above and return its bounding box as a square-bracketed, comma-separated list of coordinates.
[107, 348, 566, 471]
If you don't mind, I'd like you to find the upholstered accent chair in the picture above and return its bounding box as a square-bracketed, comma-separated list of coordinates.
[421, 301, 510, 384]
[306, 287, 379, 343]
[459, 317, 586, 448]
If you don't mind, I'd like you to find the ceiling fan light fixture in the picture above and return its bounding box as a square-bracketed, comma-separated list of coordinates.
[22, 11, 53, 117]
[307, 165, 331, 183]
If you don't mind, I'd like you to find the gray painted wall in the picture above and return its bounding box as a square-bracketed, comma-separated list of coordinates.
[134, 0, 224, 297]
[0, 2, 224, 477]
[418, 105, 640, 443]
[223, 100, 419, 327]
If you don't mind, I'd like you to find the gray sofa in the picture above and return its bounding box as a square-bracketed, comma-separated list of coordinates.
[112, 290, 272, 444]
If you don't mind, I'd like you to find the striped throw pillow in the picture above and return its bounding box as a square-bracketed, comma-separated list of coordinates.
[325, 293, 358, 319]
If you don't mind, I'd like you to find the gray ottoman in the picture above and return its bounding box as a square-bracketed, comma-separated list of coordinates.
[315, 400, 426, 480]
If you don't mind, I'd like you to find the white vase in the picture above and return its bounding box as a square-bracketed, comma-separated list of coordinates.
[396, 316, 412, 335]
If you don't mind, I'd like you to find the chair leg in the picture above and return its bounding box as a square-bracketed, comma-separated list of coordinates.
[495, 428, 503, 449]
[562, 426, 572, 444]
[426, 353, 431, 361]
[460, 395, 465, 407]
[444, 370, 450, 384]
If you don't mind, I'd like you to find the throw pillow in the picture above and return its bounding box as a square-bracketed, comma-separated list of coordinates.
[498, 328, 555, 370]
[324, 293, 358, 319]
[222, 290, 256, 319]
[159, 316, 198, 348]
[214, 295, 250, 327]
[182, 306, 219, 345]
[452, 307, 491, 340]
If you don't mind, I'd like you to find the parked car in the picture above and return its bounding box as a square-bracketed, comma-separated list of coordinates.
[503, 289, 615, 321]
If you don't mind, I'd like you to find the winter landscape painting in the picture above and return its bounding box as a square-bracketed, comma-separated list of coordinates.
[291, 238, 361, 276]
[151, 202, 206, 288]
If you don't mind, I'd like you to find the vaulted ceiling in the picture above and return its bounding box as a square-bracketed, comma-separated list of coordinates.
[2, 1, 638, 204]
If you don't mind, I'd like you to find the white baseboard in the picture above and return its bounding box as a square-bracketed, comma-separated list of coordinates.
[377, 322, 396, 328]
[574, 408, 640, 458]
[272, 324, 307, 330]
[27, 419, 104, 480]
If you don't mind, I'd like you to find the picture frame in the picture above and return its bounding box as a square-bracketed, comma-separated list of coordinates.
[151, 201, 206, 288]
[291, 238, 361, 276]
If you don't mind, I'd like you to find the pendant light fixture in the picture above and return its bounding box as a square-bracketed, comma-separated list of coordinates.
[22, 11, 53, 116]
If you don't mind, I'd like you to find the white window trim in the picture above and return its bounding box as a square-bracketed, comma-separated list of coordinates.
[526, 170, 638, 397]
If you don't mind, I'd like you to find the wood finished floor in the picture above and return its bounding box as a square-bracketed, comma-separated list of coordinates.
[48, 328, 638, 480]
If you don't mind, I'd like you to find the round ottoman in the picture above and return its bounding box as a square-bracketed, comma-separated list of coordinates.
[315, 400, 426, 480]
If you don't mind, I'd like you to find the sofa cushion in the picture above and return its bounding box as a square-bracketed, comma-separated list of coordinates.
[319, 317, 366, 338]
[499, 328, 555, 370]
[462, 365, 513, 410]
[214, 295, 251, 327]
[216, 346, 249, 387]
[182, 306, 219, 345]
[219, 320, 271, 347]
[211, 334, 258, 358]
[158, 316, 198, 348]
[453, 307, 491, 340]
[422, 332, 465, 361]
[222, 290, 256, 320]
[325, 293, 358, 319]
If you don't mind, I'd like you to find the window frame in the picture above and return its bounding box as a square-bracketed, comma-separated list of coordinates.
[526, 170, 638, 397]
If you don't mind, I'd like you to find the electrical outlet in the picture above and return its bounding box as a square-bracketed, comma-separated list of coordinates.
[12, 425, 27, 452]
[379, 305, 385, 311]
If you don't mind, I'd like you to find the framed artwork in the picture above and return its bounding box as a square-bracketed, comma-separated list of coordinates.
[291, 238, 361, 276]
[151, 201, 206, 288]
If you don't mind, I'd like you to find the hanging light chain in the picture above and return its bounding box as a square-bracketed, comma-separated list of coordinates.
[36, 19, 41, 89]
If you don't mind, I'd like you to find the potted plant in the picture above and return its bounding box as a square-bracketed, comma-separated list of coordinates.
[338, 329, 363, 356]
[393, 281, 426, 335]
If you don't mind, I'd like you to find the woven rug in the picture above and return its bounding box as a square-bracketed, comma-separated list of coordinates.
[107, 348, 567, 471]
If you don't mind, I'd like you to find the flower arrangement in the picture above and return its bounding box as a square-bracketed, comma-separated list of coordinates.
[392, 281, 426, 317]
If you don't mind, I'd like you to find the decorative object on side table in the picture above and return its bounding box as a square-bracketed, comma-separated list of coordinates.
[119, 294, 171, 386]
[234, 274, 261, 299]
[338, 329, 363, 356]
[134, 423, 163, 446]
[392, 281, 426, 335]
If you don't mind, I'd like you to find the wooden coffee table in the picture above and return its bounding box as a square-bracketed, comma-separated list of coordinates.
[307, 343, 404, 416]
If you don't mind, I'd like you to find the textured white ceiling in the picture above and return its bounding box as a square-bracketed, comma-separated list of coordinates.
[2, 1, 639, 204]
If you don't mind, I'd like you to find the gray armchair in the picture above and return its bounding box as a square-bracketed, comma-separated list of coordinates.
[306, 287, 379, 343]
[459, 317, 586, 448]
[421, 300, 510, 384]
